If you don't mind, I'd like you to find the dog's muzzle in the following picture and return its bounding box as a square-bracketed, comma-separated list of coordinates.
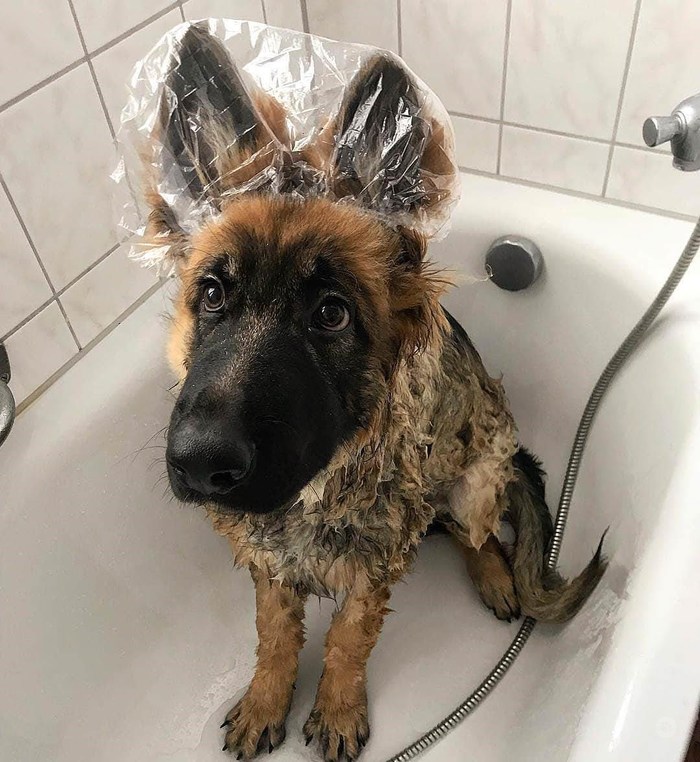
[167, 414, 256, 498]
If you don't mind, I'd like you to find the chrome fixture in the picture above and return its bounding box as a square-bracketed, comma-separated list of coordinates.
[485, 235, 543, 291]
[0, 344, 15, 448]
[644, 93, 700, 171]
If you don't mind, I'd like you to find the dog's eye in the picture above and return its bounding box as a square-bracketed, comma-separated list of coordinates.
[201, 279, 225, 312]
[313, 298, 351, 332]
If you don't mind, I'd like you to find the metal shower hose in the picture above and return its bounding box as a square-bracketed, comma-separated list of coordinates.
[385, 213, 700, 762]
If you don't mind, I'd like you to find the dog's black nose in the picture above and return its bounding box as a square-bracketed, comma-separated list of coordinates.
[167, 419, 255, 497]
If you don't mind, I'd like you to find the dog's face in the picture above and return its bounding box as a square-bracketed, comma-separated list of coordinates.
[166, 197, 429, 513]
[143, 27, 454, 513]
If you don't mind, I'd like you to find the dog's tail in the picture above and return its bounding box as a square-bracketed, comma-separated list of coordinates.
[506, 448, 606, 624]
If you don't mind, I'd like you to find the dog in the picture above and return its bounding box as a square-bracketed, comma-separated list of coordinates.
[139, 24, 605, 762]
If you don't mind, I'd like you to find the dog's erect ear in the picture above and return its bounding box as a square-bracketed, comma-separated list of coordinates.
[312, 54, 456, 227]
[143, 23, 289, 262]
[306, 55, 454, 358]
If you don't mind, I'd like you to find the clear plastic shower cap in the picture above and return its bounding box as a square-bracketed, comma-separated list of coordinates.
[112, 19, 461, 272]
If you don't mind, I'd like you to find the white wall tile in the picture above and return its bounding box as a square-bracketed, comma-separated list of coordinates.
[263, 0, 304, 30]
[0, 1, 83, 104]
[306, 0, 397, 51]
[0, 189, 53, 337]
[93, 10, 182, 126]
[451, 116, 499, 174]
[618, 0, 700, 147]
[4, 0, 700, 411]
[0, 66, 118, 291]
[60, 245, 159, 346]
[402, 0, 507, 119]
[505, 0, 636, 140]
[184, 0, 265, 22]
[4, 302, 78, 404]
[71, 0, 173, 52]
[500, 126, 608, 195]
[606, 146, 700, 217]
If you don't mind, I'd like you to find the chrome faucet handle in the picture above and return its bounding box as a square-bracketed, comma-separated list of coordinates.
[0, 343, 15, 448]
[643, 93, 700, 171]
[643, 114, 685, 147]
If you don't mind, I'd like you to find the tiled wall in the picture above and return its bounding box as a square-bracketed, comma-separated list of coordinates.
[0, 0, 302, 409]
[307, 0, 700, 220]
[2, 0, 699, 408]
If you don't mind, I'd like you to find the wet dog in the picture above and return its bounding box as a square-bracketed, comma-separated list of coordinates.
[142, 25, 605, 761]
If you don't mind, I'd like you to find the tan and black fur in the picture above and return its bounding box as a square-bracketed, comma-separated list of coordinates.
[143, 25, 605, 761]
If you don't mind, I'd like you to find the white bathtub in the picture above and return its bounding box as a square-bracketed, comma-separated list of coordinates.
[2, 173, 699, 762]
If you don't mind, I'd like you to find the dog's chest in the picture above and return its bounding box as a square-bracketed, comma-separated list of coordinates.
[211, 436, 436, 595]
[247, 508, 414, 595]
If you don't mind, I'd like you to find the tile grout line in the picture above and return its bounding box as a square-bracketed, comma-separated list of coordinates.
[396, 0, 402, 57]
[177, 1, 186, 22]
[457, 165, 697, 223]
[90, 2, 182, 58]
[0, 2, 181, 115]
[0, 173, 80, 349]
[0, 58, 86, 114]
[55, 298, 83, 350]
[449, 109, 501, 125]
[0, 296, 57, 345]
[16, 280, 165, 415]
[0, 237, 122, 344]
[496, 0, 513, 175]
[602, 0, 643, 198]
[66, 0, 117, 140]
[71, 1, 177, 221]
[448, 109, 668, 153]
[56, 242, 123, 297]
[615, 139, 671, 154]
[260, 0, 268, 25]
[86, 59, 116, 137]
[299, 0, 310, 34]
[501, 119, 610, 145]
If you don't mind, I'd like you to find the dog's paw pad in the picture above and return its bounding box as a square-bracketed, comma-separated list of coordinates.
[303, 706, 369, 761]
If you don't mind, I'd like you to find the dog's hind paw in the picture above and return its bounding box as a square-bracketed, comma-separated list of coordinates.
[475, 573, 521, 622]
[221, 689, 288, 759]
[458, 536, 521, 623]
[303, 704, 369, 762]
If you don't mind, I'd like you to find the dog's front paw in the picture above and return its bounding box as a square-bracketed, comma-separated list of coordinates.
[303, 702, 370, 762]
[221, 688, 288, 759]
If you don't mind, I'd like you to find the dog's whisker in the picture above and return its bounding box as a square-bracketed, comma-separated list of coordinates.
[119, 425, 169, 464]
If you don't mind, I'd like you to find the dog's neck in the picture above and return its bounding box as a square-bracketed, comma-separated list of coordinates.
[297, 343, 441, 518]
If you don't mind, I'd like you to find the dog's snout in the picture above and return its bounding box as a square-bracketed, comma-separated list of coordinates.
[167, 418, 256, 497]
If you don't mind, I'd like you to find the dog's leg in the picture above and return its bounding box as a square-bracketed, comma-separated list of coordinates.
[444, 518, 520, 622]
[444, 451, 520, 621]
[447, 454, 511, 550]
[223, 564, 306, 758]
[462, 533, 520, 622]
[303, 574, 390, 761]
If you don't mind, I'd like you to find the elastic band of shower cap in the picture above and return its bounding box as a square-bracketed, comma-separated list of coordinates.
[111, 18, 461, 274]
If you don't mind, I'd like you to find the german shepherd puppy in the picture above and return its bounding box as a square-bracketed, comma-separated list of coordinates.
[142, 25, 605, 762]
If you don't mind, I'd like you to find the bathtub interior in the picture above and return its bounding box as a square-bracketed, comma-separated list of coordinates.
[1, 174, 699, 762]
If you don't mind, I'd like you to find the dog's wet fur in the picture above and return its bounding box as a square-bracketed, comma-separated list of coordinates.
[144, 25, 606, 761]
